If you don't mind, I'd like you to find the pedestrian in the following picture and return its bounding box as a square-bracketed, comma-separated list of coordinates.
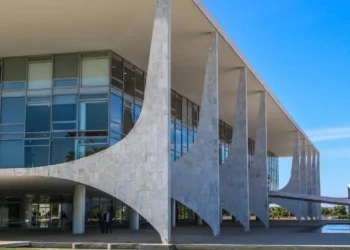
[105, 210, 112, 234]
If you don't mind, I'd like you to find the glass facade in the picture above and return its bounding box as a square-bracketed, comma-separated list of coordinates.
[0, 50, 279, 224]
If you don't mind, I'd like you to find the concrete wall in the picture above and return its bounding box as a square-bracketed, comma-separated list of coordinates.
[0, 0, 172, 243]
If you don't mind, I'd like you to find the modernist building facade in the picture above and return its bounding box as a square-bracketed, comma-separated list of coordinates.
[0, 0, 320, 244]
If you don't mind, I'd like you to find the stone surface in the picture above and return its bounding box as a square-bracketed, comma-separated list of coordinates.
[171, 32, 220, 236]
[306, 146, 313, 220]
[73, 184, 86, 234]
[312, 151, 319, 220]
[269, 133, 301, 221]
[299, 139, 308, 220]
[316, 155, 321, 219]
[249, 91, 269, 228]
[220, 67, 250, 231]
[0, 0, 172, 243]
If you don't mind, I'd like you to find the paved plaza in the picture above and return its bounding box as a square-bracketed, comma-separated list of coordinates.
[1, 221, 350, 246]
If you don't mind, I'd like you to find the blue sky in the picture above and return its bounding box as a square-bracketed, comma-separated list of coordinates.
[203, 0, 350, 198]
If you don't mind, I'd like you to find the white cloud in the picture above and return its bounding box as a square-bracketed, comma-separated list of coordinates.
[306, 127, 350, 142]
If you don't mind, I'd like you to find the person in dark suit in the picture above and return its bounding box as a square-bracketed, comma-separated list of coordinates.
[105, 211, 112, 234]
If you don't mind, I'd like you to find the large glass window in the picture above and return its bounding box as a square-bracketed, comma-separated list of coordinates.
[135, 69, 144, 100]
[26, 97, 51, 132]
[111, 55, 123, 82]
[79, 101, 108, 131]
[123, 101, 133, 134]
[24, 139, 49, 167]
[52, 95, 77, 131]
[51, 138, 76, 164]
[110, 94, 123, 133]
[0, 140, 23, 168]
[28, 61, 53, 89]
[123, 66, 134, 96]
[1, 97, 25, 124]
[77, 143, 108, 159]
[3, 57, 26, 82]
[81, 58, 109, 87]
[134, 104, 142, 123]
[53, 54, 78, 79]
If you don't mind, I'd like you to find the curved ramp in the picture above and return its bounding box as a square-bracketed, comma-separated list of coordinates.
[0, 0, 171, 243]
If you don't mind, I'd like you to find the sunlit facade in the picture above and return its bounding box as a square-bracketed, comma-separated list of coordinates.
[0, 50, 279, 227]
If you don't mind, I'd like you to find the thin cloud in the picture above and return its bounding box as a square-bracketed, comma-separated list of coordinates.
[306, 127, 350, 142]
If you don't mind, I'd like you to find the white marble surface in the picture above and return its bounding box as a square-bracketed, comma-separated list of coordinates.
[249, 91, 269, 228]
[0, 0, 172, 244]
[220, 67, 250, 231]
[171, 32, 220, 236]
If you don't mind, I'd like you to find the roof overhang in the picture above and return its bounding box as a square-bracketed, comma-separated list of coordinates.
[0, 0, 317, 156]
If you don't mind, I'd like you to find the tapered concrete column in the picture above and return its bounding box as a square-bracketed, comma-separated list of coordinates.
[129, 208, 139, 230]
[171, 199, 176, 228]
[269, 132, 302, 222]
[300, 138, 308, 220]
[220, 67, 250, 231]
[73, 184, 85, 234]
[317, 154, 321, 219]
[171, 32, 220, 236]
[306, 145, 313, 220]
[249, 91, 268, 228]
[312, 151, 317, 220]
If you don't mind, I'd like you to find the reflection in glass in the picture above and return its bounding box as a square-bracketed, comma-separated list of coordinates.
[52, 95, 76, 131]
[25, 146, 49, 167]
[134, 105, 142, 123]
[26, 104, 51, 132]
[77, 144, 108, 159]
[123, 66, 134, 96]
[110, 94, 123, 126]
[123, 103, 133, 135]
[28, 62, 53, 89]
[111, 56, 123, 81]
[0, 140, 23, 168]
[81, 58, 109, 86]
[2, 82, 25, 90]
[79, 102, 108, 131]
[1, 97, 25, 124]
[51, 138, 76, 164]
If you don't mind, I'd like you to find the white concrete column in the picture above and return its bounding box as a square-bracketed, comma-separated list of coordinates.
[300, 138, 308, 220]
[220, 67, 250, 232]
[129, 207, 139, 230]
[249, 91, 269, 228]
[312, 150, 319, 220]
[171, 199, 176, 228]
[317, 154, 321, 219]
[306, 145, 313, 220]
[73, 184, 85, 234]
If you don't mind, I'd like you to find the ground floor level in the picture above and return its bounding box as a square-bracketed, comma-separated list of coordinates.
[0, 221, 349, 246]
